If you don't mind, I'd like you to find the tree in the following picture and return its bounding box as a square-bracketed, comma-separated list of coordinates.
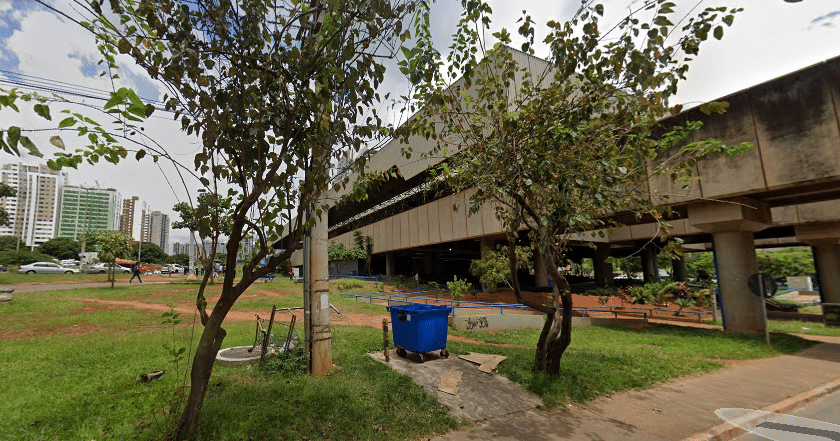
[0, 236, 19, 252]
[38, 237, 82, 260]
[0, 184, 16, 227]
[470, 245, 532, 292]
[131, 242, 168, 264]
[328, 240, 366, 275]
[166, 253, 190, 267]
[81, 0, 426, 437]
[92, 230, 133, 287]
[400, 1, 748, 375]
[352, 230, 374, 276]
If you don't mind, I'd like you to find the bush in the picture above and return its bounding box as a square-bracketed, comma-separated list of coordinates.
[0, 250, 57, 266]
[258, 353, 306, 376]
[446, 275, 471, 300]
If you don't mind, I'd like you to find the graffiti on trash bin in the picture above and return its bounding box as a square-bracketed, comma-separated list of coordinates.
[466, 316, 489, 330]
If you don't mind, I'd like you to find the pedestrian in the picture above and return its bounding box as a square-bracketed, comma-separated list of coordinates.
[130, 261, 143, 284]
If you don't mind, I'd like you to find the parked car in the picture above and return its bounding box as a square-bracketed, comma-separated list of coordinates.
[18, 262, 79, 274]
[85, 263, 131, 274]
[160, 264, 184, 274]
[60, 259, 80, 267]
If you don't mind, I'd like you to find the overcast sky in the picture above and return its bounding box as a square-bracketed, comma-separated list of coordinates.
[1, 0, 839, 251]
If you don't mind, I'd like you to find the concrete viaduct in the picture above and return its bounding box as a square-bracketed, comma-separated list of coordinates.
[292, 52, 840, 335]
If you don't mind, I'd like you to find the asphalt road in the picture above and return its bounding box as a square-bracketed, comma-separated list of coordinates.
[731, 389, 840, 440]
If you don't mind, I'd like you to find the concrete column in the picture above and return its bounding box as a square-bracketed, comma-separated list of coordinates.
[642, 246, 658, 283]
[796, 222, 840, 305]
[424, 251, 435, 277]
[672, 256, 688, 282]
[813, 244, 840, 304]
[593, 243, 613, 286]
[385, 251, 396, 276]
[689, 197, 771, 335]
[711, 231, 764, 334]
[534, 251, 549, 288]
[308, 209, 331, 376]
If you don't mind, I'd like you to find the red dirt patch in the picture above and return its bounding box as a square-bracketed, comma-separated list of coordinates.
[0, 323, 103, 340]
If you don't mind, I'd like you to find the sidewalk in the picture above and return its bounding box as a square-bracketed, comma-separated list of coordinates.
[433, 337, 840, 441]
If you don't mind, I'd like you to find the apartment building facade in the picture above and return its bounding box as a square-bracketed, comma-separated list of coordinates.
[0, 163, 67, 249]
[57, 185, 121, 240]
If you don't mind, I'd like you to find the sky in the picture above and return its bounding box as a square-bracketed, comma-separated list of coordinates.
[1, 0, 839, 251]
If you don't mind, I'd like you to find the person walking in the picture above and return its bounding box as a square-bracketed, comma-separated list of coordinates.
[130, 261, 143, 284]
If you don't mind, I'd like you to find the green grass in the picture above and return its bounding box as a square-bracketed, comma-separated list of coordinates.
[0, 278, 826, 440]
[449, 324, 815, 408]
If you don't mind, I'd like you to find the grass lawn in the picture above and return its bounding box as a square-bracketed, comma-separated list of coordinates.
[0, 278, 822, 440]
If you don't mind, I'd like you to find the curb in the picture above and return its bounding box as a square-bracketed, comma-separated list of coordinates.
[681, 377, 840, 441]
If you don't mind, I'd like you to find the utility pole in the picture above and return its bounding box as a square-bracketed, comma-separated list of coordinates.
[302, 0, 332, 377]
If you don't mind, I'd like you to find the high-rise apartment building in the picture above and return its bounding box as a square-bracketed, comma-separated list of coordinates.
[0, 163, 67, 249]
[148, 210, 170, 252]
[119, 196, 149, 241]
[57, 185, 121, 240]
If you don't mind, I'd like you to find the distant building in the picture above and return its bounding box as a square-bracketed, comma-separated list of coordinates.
[57, 185, 121, 240]
[0, 162, 67, 250]
[119, 196, 149, 242]
[172, 241, 189, 255]
[148, 210, 170, 252]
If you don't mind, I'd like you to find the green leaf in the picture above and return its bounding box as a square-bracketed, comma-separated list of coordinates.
[7, 126, 20, 149]
[713, 26, 723, 40]
[135, 149, 147, 160]
[19, 136, 41, 157]
[58, 117, 76, 128]
[33, 104, 51, 120]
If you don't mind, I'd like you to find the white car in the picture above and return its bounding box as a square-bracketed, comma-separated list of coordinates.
[18, 262, 79, 274]
[161, 264, 184, 274]
[86, 263, 131, 274]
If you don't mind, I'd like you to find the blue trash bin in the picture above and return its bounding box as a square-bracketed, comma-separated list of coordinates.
[387, 303, 452, 362]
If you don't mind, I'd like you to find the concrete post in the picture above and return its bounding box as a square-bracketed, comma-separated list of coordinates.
[385, 251, 395, 276]
[309, 210, 331, 377]
[593, 243, 613, 286]
[642, 246, 658, 283]
[672, 256, 688, 282]
[689, 197, 771, 335]
[796, 222, 840, 305]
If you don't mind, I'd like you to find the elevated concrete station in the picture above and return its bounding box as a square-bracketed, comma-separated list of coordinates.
[293, 51, 840, 335]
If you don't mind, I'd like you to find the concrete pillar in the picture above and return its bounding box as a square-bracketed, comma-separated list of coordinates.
[593, 243, 613, 286]
[424, 251, 435, 277]
[534, 251, 549, 288]
[672, 256, 688, 282]
[813, 244, 840, 304]
[385, 251, 396, 276]
[308, 209, 331, 376]
[796, 222, 840, 304]
[689, 197, 771, 335]
[641, 246, 658, 283]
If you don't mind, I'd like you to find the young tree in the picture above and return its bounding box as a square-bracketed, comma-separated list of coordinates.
[352, 230, 374, 276]
[78, 0, 426, 437]
[470, 245, 532, 292]
[93, 230, 133, 287]
[328, 240, 366, 275]
[400, 1, 749, 375]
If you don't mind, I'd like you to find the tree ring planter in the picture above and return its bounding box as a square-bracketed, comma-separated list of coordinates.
[0, 288, 14, 304]
[215, 346, 264, 366]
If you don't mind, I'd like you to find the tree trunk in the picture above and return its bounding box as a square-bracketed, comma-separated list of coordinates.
[530, 241, 574, 376]
[173, 297, 231, 440]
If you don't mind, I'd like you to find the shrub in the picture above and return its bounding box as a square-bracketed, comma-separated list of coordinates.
[446, 275, 471, 300]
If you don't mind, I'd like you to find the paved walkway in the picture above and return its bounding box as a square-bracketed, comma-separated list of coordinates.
[433, 337, 840, 441]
